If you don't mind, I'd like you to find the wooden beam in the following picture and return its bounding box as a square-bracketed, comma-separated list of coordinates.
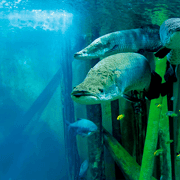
[103, 128, 157, 180]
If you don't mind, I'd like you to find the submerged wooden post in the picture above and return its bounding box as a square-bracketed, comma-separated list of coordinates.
[86, 104, 105, 180]
[172, 65, 180, 179]
[111, 99, 124, 179]
[103, 128, 157, 180]
[139, 97, 162, 180]
[131, 92, 147, 165]
[101, 102, 116, 180]
[159, 96, 172, 180]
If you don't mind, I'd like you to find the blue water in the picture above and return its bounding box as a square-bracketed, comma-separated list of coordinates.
[0, 1, 78, 179]
[1, 0, 180, 180]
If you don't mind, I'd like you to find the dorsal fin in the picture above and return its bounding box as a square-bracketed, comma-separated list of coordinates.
[140, 24, 160, 31]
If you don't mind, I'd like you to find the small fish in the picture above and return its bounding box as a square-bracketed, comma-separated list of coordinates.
[165, 140, 173, 144]
[155, 103, 162, 108]
[74, 25, 162, 60]
[117, 114, 125, 120]
[79, 159, 89, 178]
[166, 111, 178, 117]
[154, 149, 163, 156]
[170, 96, 175, 101]
[65, 118, 98, 137]
[71, 53, 151, 105]
[155, 18, 180, 59]
[176, 154, 180, 160]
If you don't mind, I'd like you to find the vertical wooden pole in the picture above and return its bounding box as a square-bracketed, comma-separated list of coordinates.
[102, 102, 116, 180]
[131, 92, 147, 165]
[61, 37, 80, 180]
[139, 97, 162, 180]
[159, 96, 172, 180]
[111, 99, 124, 179]
[86, 104, 105, 180]
[173, 65, 180, 180]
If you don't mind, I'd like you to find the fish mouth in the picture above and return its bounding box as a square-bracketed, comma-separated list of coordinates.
[74, 53, 81, 59]
[74, 51, 88, 59]
[74, 51, 98, 59]
[71, 90, 101, 105]
[71, 90, 97, 98]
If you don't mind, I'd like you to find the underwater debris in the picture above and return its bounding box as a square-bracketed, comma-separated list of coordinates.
[117, 114, 125, 120]
[154, 149, 164, 156]
[65, 118, 98, 137]
[165, 111, 178, 117]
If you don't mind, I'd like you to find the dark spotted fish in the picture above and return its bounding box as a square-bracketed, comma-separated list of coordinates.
[74, 25, 162, 60]
[71, 53, 151, 105]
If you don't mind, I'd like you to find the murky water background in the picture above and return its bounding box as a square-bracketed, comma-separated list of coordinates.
[0, 0, 180, 179]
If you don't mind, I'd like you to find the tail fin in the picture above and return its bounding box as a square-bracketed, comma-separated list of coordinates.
[64, 120, 71, 133]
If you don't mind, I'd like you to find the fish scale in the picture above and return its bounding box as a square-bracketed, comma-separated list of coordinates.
[74, 25, 162, 60]
[155, 18, 180, 59]
[160, 18, 180, 48]
[71, 53, 151, 105]
[167, 49, 180, 65]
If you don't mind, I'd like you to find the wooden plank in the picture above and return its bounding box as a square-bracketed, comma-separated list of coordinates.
[103, 128, 157, 180]
[86, 104, 105, 180]
[111, 99, 124, 179]
[139, 97, 162, 180]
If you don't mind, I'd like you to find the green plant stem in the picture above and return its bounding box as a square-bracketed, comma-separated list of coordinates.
[139, 97, 163, 180]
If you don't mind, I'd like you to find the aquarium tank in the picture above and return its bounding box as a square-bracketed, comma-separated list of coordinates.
[1, 0, 180, 180]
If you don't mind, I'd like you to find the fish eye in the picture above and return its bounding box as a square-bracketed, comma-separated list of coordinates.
[98, 88, 104, 92]
[73, 87, 76, 89]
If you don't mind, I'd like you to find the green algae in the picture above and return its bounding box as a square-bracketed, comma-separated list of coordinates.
[103, 128, 157, 180]
[139, 52, 170, 180]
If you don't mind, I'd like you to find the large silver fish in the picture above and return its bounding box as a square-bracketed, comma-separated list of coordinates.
[74, 25, 162, 60]
[71, 53, 151, 105]
[155, 18, 180, 59]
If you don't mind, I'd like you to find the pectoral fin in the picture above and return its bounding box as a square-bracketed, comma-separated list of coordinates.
[122, 94, 141, 103]
[154, 46, 171, 58]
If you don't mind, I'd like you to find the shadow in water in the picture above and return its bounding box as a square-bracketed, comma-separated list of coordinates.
[0, 120, 68, 180]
